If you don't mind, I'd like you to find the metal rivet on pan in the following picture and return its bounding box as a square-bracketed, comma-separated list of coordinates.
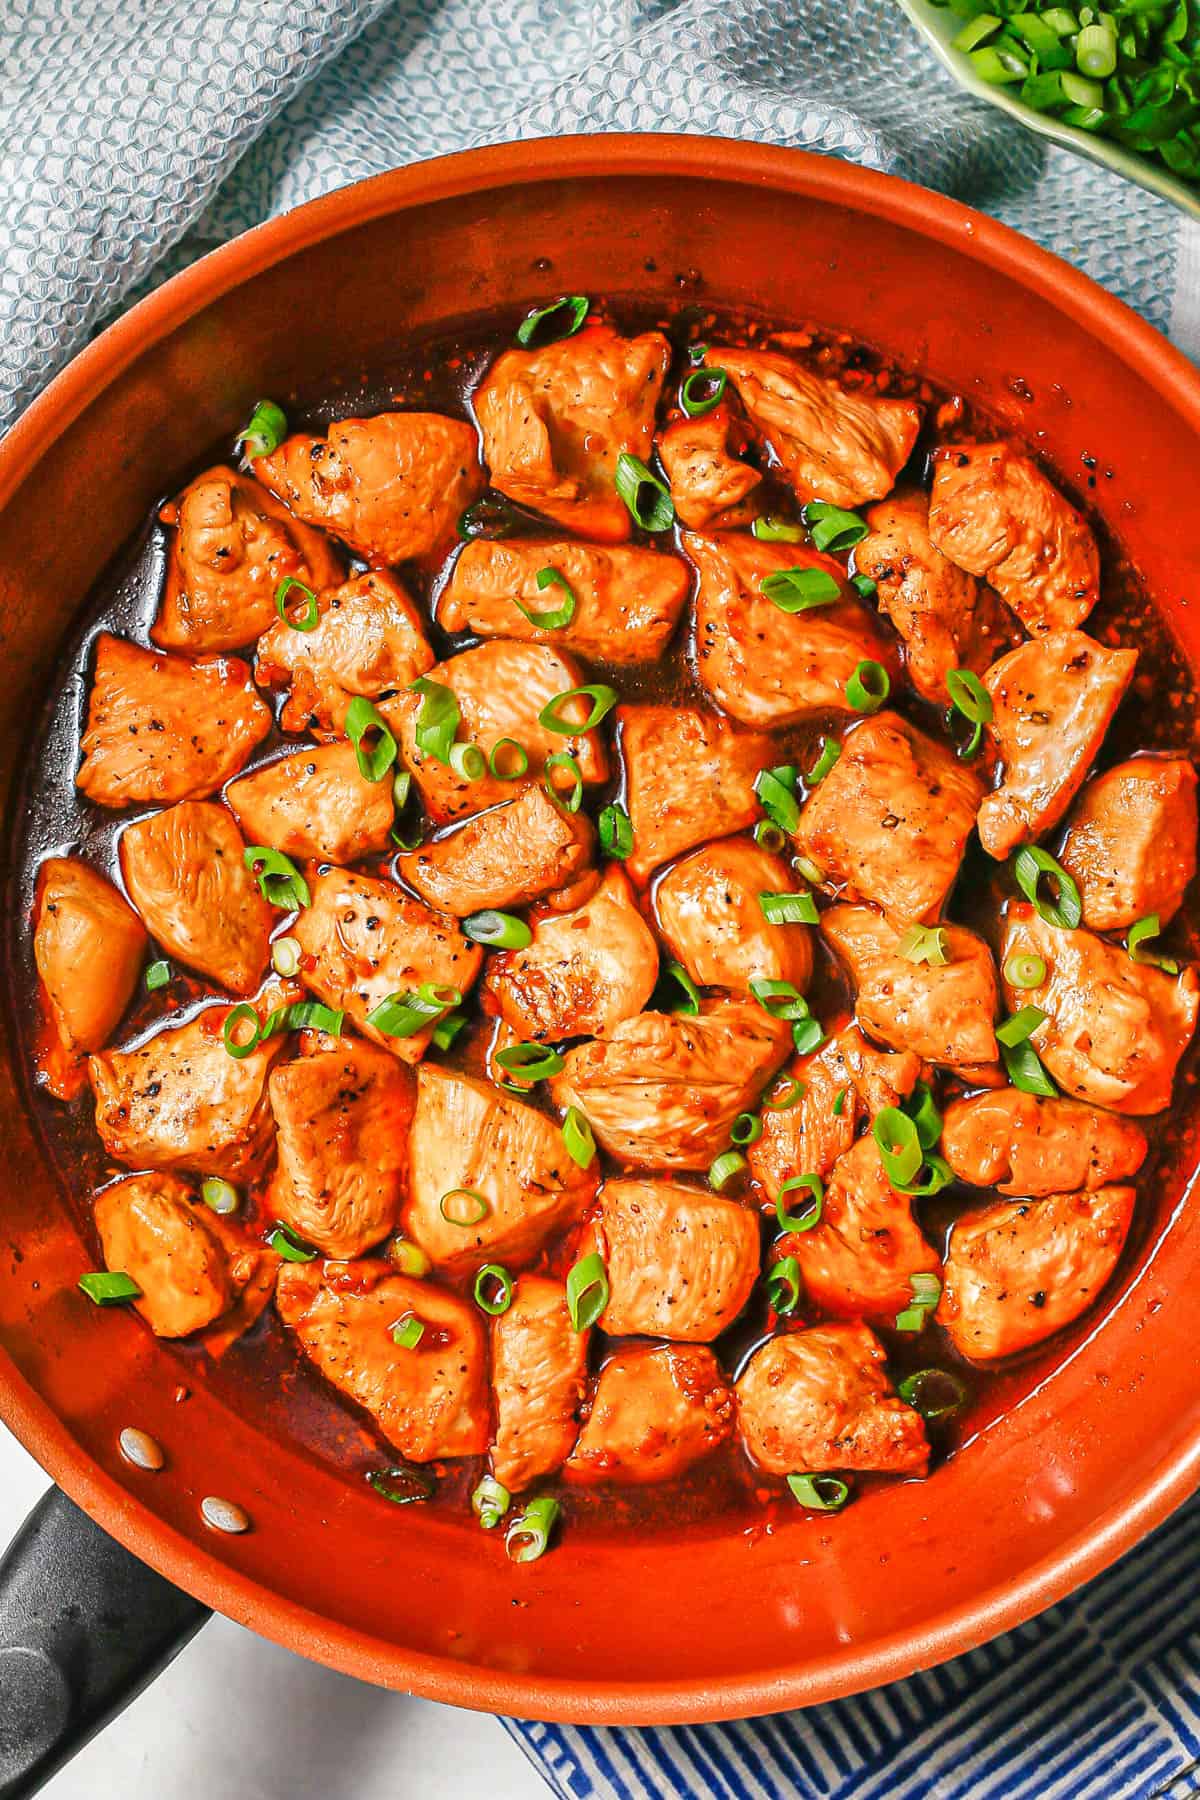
[201, 1496, 251, 1535]
[119, 1427, 164, 1472]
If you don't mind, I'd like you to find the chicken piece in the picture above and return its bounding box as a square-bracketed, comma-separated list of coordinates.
[89, 998, 285, 1182]
[34, 857, 147, 1099]
[566, 1345, 734, 1485]
[736, 1322, 929, 1476]
[941, 1089, 1147, 1197]
[255, 412, 482, 565]
[484, 864, 658, 1042]
[254, 569, 434, 737]
[653, 834, 814, 997]
[939, 1186, 1136, 1361]
[1058, 755, 1198, 932]
[475, 325, 671, 543]
[822, 904, 998, 1075]
[748, 1020, 921, 1195]
[795, 712, 983, 925]
[978, 630, 1138, 861]
[619, 704, 772, 885]
[397, 785, 593, 917]
[685, 531, 900, 727]
[781, 1134, 942, 1322]
[292, 868, 482, 1063]
[119, 801, 272, 997]
[928, 442, 1099, 635]
[267, 1037, 416, 1259]
[855, 489, 1016, 705]
[153, 465, 342, 656]
[713, 348, 921, 509]
[403, 1064, 598, 1276]
[550, 997, 792, 1171]
[490, 1275, 588, 1492]
[225, 743, 394, 866]
[581, 1178, 760, 1341]
[999, 902, 1199, 1114]
[657, 406, 762, 530]
[383, 641, 608, 825]
[276, 1262, 488, 1460]
[76, 634, 271, 808]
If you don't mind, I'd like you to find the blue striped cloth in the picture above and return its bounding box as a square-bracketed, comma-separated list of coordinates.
[5, 3, 1200, 1795]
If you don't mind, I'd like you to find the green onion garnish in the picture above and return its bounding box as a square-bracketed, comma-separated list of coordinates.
[776, 1173, 823, 1232]
[259, 1000, 344, 1040]
[945, 668, 993, 760]
[905, 1081, 943, 1151]
[787, 1473, 849, 1513]
[766, 1255, 802, 1315]
[439, 1188, 489, 1227]
[561, 1106, 596, 1169]
[763, 1076, 804, 1111]
[1012, 845, 1082, 930]
[267, 1223, 317, 1263]
[730, 1111, 763, 1147]
[895, 1270, 942, 1334]
[201, 1176, 239, 1216]
[566, 1251, 609, 1330]
[846, 659, 890, 714]
[488, 738, 529, 780]
[752, 515, 804, 543]
[78, 1270, 142, 1306]
[614, 453, 675, 532]
[873, 1106, 924, 1186]
[409, 676, 460, 766]
[366, 1465, 435, 1506]
[657, 960, 701, 1016]
[851, 573, 877, 600]
[538, 684, 618, 735]
[243, 846, 310, 912]
[544, 751, 584, 813]
[795, 855, 824, 887]
[274, 576, 319, 632]
[387, 1236, 432, 1278]
[760, 567, 841, 614]
[803, 500, 869, 553]
[750, 977, 809, 1022]
[898, 1367, 967, 1421]
[506, 1495, 560, 1563]
[239, 398, 287, 461]
[515, 295, 589, 347]
[708, 1149, 747, 1191]
[448, 741, 486, 782]
[754, 820, 787, 854]
[472, 1474, 511, 1530]
[431, 1010, 468, 1052]
[1127, 912, 1181, 974]
[996, 1005, 1047, 1048]
[897, 924, 949, 966]
[145, 959, 171, 992]
[792, 1016, 826, 1056]
[515, 567, 577, 630]
[495, 1042, 564, 1080]
[463, 910, 532, 950]
[599, 802, 633, 860]
[391, 1314, 425, 1350]
[754, 764, 800, 835]
[680, 367, 728, 417]
[807, 736, 841, 784]
[344, 695, 398, 783]
[758, 890, 819, 927]
[473, 1264, 515, 1317]
[223, 1003, 262, 1059]
[1002, 1037, 1057, 1097]
[270, 935, 301, 978]
[1004, 951, 1047, 990]
[367, 982, 461, 1039]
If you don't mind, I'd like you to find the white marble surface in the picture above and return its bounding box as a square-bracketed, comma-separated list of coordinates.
[0, 1423, 543, 1799]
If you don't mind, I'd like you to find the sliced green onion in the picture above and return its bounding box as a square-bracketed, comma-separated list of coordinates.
[777, 1173, 824, 1232]
[223, 1003, 262, 1059]
[846, 659, 890, 714]
[409, 677, 460, 766]
[458, 494, 525, 542]
[807, 736, 841, 783]
[763, 1076, 804, 1111]
[260, 1000, 344, 1040]
[472, 1474, 511, 1530]
[614, 453, 674, 532]
[366, 1465, 435, 1506]
[269, 935, 300, 979]
[754, 820, 787, 854]
[515, 295, 589, 347]
[473, 1264, 515, 1317]
[873, 1107, 924, 1186]
[730, 1111, 763, 1147]
[945, 668, 993, 760]
[795, 855, 825, 887]
[243, 846, 310, 912]
[895, 1271, 942, 1333]
[680, 366, 728, 417]
[448, 740, 486, 782]
[1004, 952, 1047, 990]
[803, 500, 869, 553]
[1076, 20, 1117, 76]
[905, 1081, 943, 1151]
[367, 982, 460, 1039]
[1002, 1037, 1058, 1097]
[344, 696, 398, 783]
[506, 1495, 560, 1563]
[758, 890, 819, 926]
[274, 576, 319, 632]
[599, 803, 633, 860]
[996, 1005, 1047, 1048]
[431, 1010, 468, 1052]
[787, 1472, 849, 1513]
[709, 1150, 748, 1191]
[488, 737, 529, 780]
[544, 751, 583, 812]
[752, 514, 804, 544]
[1128, 912, 1181, 974]
[754, 764, 800, 835]
[392, 1314, 425, 1350]
[658, 960, 701, 1016]
[267, 1222, 317, 1263]
[766, 1255, 802, 1315]
[144, 959, 171, 992]
[831, 1084, 849, 1119]
[561, 1106, 596, 1169]
[898, 1368, 967, 1421]
[201, 1176, 239, 1217]
[495, 1042, 565, 1080]
[439, 1188, 489, 1227]
[463, 910, 532, 950]
[792, 1016, 826, 1056]
[898, 924, 949, 967]
[900, 1154, 953, 1197]
[566, 1252, 609, 1330]
[514, 567, 577, 630]
[239, 398, 287, 461]
[760, 567, 841, 614]
[538, 684, 618, 735]
[387, 1236, 432, 1278]
[750, 977, 809, 1021]
[78, 1270, 141, 1306]
[851, 573, 877, 601]
[1012, 846, 1082, 930]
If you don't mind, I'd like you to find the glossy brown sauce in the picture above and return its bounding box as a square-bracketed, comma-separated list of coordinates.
[10, 297, 1200, 1541]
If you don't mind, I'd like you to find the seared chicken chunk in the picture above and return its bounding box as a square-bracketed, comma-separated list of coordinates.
[475, 325, 671, 542]
[855, 489, 1015, 705]
[89, 997, 285, 1182]
[267, 1037, 415, 1259]
[999, 903, 1199, 1114]
[490, 1275, 588, 1492]
[653, 834, 813, 996]
[714, 348, 921, 509]
[119, 800, 272, 996]
[439, 538, 689, 666]
[942, 1089, 1147, 1197]
[292, 869, 482, 1063]
[154, 465, 342, 655]
[779, 1134, 942, 1322]
[566, 1345, 734, 1485]
[255, 569, 434, 737]
[685, 531, 900, 727]
[404, 1064, 598, 1276]
[929, 442, 1099, 635]
[225, 743, 394, 866]
[77, 634, 271, 808]
[979, 630, 1137, 860]
[939, 1186, 1135, 1361]
[277, 1262, 488, 1460]
[93, 1172, 270, 1340]
[255, 412, 482, 565]
[550, 997, 792, 1171]
[383, 641, 608, 825]
[749, 1020, 921, 1195]
[1059, 755, 1198, 931]
[657, 407, 761, 530]
[619, 704, 772, 885]
[582, 1178, 760, 1341]
[34, 858, 147, 1098]
[736, 1322, 929, 1476]
[795, 712, 983, 925]
[484, 864, 658, 1042]
[822, 904, 998, 1074]
[398, 785, 594, 917]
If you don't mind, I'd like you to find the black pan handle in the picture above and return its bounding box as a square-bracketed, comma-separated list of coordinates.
[0, 1486, 209, 1799]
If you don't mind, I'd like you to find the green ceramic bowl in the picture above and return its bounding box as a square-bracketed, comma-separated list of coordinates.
[899, 0, 1200, 220]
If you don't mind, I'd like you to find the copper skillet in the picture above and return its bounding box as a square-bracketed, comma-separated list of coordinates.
[1, 135, 1199, 1794]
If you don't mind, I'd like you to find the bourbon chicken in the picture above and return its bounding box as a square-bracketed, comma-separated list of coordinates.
[36, 294, 1199, 1552]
